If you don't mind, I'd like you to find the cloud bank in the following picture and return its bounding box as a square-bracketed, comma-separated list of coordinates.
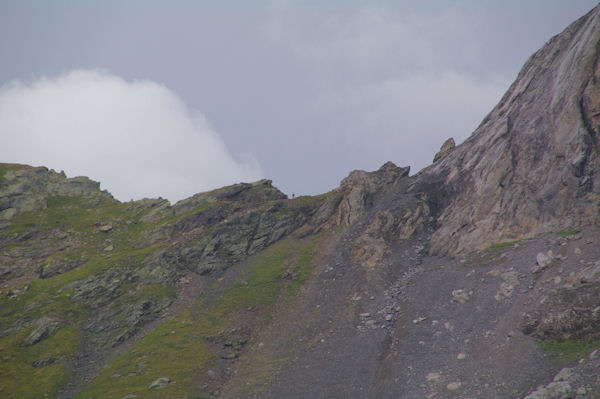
[0, 69, 263, 202]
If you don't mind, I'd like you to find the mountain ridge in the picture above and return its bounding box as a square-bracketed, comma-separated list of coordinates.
[2, 4, 600, 399]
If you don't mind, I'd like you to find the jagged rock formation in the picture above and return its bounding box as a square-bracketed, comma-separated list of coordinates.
[2, 5, 600, 399]
[336, 161, 409, 226]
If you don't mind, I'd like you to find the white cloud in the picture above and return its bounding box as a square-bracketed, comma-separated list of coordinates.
[0, 69, 263, 202]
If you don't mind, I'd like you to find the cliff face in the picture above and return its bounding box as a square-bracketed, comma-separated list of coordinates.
[418, 6, 600, 254]
[2, 5, 600, 399]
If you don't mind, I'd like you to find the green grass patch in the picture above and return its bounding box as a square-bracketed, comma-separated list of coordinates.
[0, 177, 328, 398]
[76, 308, 218, 399]
[461, 239, 522, 269]
[539, 339, 600, 364]
[216, 233, 320, 313]
[77, 234, 322, 398]
[0, 325, 78, 398]
[485, 239, 521, 251]
[0, 190, 179, 397]
[557, 229, 581, 236]
[211, 234, 324, 396]
[0, 195, 157, 254]
[346, 299, 358, 322]
[2, 195, 122, 235]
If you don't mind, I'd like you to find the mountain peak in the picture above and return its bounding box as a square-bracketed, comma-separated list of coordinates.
[415, 6, 600, 254]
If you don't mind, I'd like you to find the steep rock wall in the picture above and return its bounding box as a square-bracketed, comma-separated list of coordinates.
[411, 6, 600, 254]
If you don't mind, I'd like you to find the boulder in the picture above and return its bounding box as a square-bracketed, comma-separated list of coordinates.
[24, 317, 60, 346]
[433, 138, 456, 162]
[149, 377, 171, 389]
[31, 358, 56, 368]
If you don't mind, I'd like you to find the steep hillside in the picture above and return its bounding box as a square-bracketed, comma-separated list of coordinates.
[0, 164, 342, 398]
[2, 4, 600, 399]
[420, 4, 600, 255]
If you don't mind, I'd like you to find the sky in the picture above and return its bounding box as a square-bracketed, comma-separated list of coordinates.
[0, 1, 597, 203]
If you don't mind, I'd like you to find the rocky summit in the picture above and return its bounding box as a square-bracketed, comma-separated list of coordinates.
[2, 6, 600, 399]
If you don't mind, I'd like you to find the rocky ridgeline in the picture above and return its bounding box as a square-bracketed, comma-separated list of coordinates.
[166, 179, 341, 275]
[327, 2, 600, 257]
[0, 163, 111, 221]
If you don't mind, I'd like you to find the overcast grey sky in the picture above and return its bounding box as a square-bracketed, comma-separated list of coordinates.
[0, 1, 597, 202]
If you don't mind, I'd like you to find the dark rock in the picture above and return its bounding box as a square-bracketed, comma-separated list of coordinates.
[311, 194, 343, 227]
[83, 293, 171, 348]
[31, 358, 56, 367]
[280, 269, 299, 281]
[175, 201, 308, 275]
[172, 179, 286, 216]
[521, 283, 600, 341]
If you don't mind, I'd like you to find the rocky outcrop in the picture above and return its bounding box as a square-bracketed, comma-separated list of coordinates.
[522, 283, 600, 341]
[524, 363, 600, 399]
[174, 201, 310, 274]
[433, 137, 455, 163]
[0, 164, 111, 220]
[85, 295, 171, 348]
[24, 317, 61, 346]
[336, 161, 409, 226]
[166, 180, 331, 275]
[410, 6, 600, 255]
[149, 377, 171, 389]
[172, 179, 286, 215]
[334, 162, 435, 269]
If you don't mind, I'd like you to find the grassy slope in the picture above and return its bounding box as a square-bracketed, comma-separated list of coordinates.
[0, 165, 330, 399]
[77, 233, 323, 399]
[0, 195, 171, 398]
